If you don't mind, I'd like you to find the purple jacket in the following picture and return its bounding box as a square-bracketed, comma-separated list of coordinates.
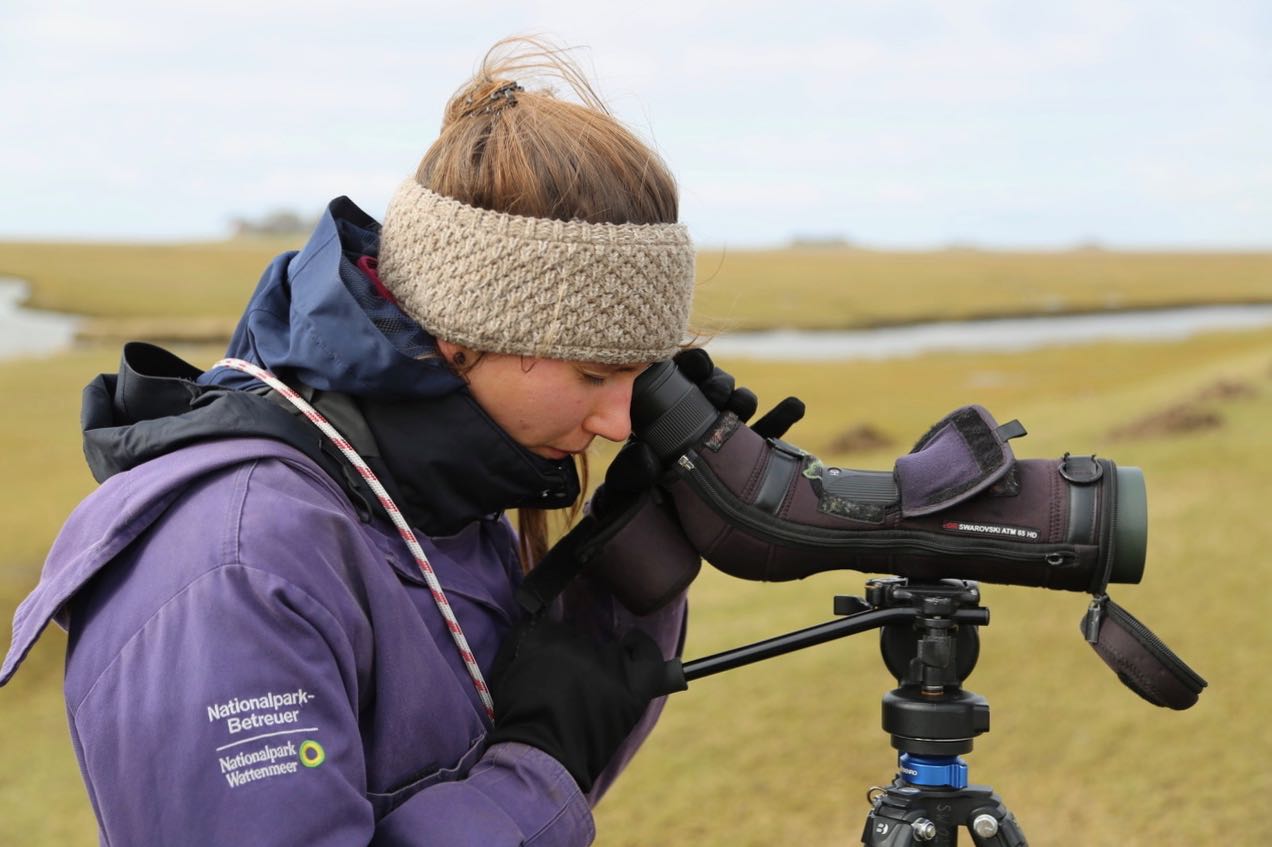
[2, 435, 684, 845]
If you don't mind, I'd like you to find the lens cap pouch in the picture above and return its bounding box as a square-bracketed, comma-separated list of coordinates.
[1080, 594, 1207, 710]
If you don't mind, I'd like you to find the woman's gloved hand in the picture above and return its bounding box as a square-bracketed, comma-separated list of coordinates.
[589, 350, 805, 519]
[516, 434, 701, 617]
[587, 438, 662, 519]
[486, 616, 685, 792]
[671, 348, 805, 439]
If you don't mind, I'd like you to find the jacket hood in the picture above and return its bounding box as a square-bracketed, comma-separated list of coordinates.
[77, 195, 579, 525]
[199, 196, 463, 399]
[80, 337, 579, 536]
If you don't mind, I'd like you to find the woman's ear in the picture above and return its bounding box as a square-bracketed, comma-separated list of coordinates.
[435, 339, 472, 369]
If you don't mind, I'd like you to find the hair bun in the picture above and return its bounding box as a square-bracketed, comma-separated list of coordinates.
[416, 35, 679, 226]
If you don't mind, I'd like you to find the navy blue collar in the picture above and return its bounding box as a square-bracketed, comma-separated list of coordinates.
[84, 343, 579, 537]
[200, 196, 463, 400]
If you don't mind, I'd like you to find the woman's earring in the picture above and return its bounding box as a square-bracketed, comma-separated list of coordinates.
[452, 351, 467, 367]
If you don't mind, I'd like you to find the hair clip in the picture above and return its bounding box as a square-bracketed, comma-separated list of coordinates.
[490, 82, 524, 101]
[463, 81, 524, 117]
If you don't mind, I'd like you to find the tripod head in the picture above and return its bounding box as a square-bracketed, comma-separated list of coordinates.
[861, 578, 984, 690]
[852, 579, 991, 760]
[676, 576, 987, 692]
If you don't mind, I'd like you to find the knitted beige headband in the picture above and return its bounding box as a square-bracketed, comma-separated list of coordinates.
[377, 179, 695, 364]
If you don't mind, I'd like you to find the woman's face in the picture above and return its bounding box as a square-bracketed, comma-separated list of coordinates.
[439, 341, 646, 460]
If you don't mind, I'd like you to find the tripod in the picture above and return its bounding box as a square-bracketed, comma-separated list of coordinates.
[678, 578, 1028, 846]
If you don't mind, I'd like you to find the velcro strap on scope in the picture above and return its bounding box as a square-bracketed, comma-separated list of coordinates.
[895, 405, 1027, 517]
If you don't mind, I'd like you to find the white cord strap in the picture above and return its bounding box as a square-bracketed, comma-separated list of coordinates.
[213, 358, 496, 721]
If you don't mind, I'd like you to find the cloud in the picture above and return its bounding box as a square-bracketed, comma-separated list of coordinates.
[1, 0, 1268, 246]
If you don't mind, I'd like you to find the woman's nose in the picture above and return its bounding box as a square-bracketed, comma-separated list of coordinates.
[584, 382, 635, 443]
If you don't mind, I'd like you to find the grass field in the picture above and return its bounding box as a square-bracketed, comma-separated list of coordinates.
[3, 240, 1270, 336]
[1, 241, 1269, 845]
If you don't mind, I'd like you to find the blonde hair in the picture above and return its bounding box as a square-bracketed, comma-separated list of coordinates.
[416, 36, 680, 569]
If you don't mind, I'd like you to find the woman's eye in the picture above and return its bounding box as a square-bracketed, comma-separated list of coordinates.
[579, 371, 607, 386]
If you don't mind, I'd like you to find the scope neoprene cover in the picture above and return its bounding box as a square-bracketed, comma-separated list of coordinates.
[624, 359, 1203, 707]
[656, 405, 1144, 593]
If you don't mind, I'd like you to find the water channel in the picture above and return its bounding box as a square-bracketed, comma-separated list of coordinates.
[0, 277, 80, 359]
[3, 275, 1272, 363]
[705, 303, 1272, 360]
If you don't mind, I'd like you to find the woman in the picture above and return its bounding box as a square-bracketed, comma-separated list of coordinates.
[1, 38, 703, 845]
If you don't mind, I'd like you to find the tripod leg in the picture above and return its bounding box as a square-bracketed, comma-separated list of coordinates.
[861, 807, 923, 846]
[861, 786, 944, 846]
[860, 783, 1030, 846]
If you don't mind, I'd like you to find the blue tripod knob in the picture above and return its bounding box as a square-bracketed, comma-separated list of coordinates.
[898, 753, 969, 789]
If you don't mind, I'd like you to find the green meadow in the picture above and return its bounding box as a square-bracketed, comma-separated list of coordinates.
[3, 240, 1272, 336]
[1, 241, 1270, 845]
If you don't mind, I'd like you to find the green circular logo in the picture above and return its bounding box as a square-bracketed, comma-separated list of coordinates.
[298, 740, 326, 768]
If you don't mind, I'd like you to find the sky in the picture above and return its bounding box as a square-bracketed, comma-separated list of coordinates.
[2, 0, 1269, 249]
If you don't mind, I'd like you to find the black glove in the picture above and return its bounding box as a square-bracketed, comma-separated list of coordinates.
[487, 616, 684, 792]
[588, 438, 662, 519]
[512, 439, 663, 616]
[672, 348, 805, 440]
[591, 352, 804, 509]
[515, 437, 701, 617]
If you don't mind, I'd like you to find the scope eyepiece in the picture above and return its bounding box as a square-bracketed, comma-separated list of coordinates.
[631, 359, 718, 461]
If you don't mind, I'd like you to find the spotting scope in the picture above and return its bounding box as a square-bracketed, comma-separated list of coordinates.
[630, 359, 1146, 593]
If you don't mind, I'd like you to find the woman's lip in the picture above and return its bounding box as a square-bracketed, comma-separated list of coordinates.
[537, 440, 592, 460]
[543, 446, 591, 460]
